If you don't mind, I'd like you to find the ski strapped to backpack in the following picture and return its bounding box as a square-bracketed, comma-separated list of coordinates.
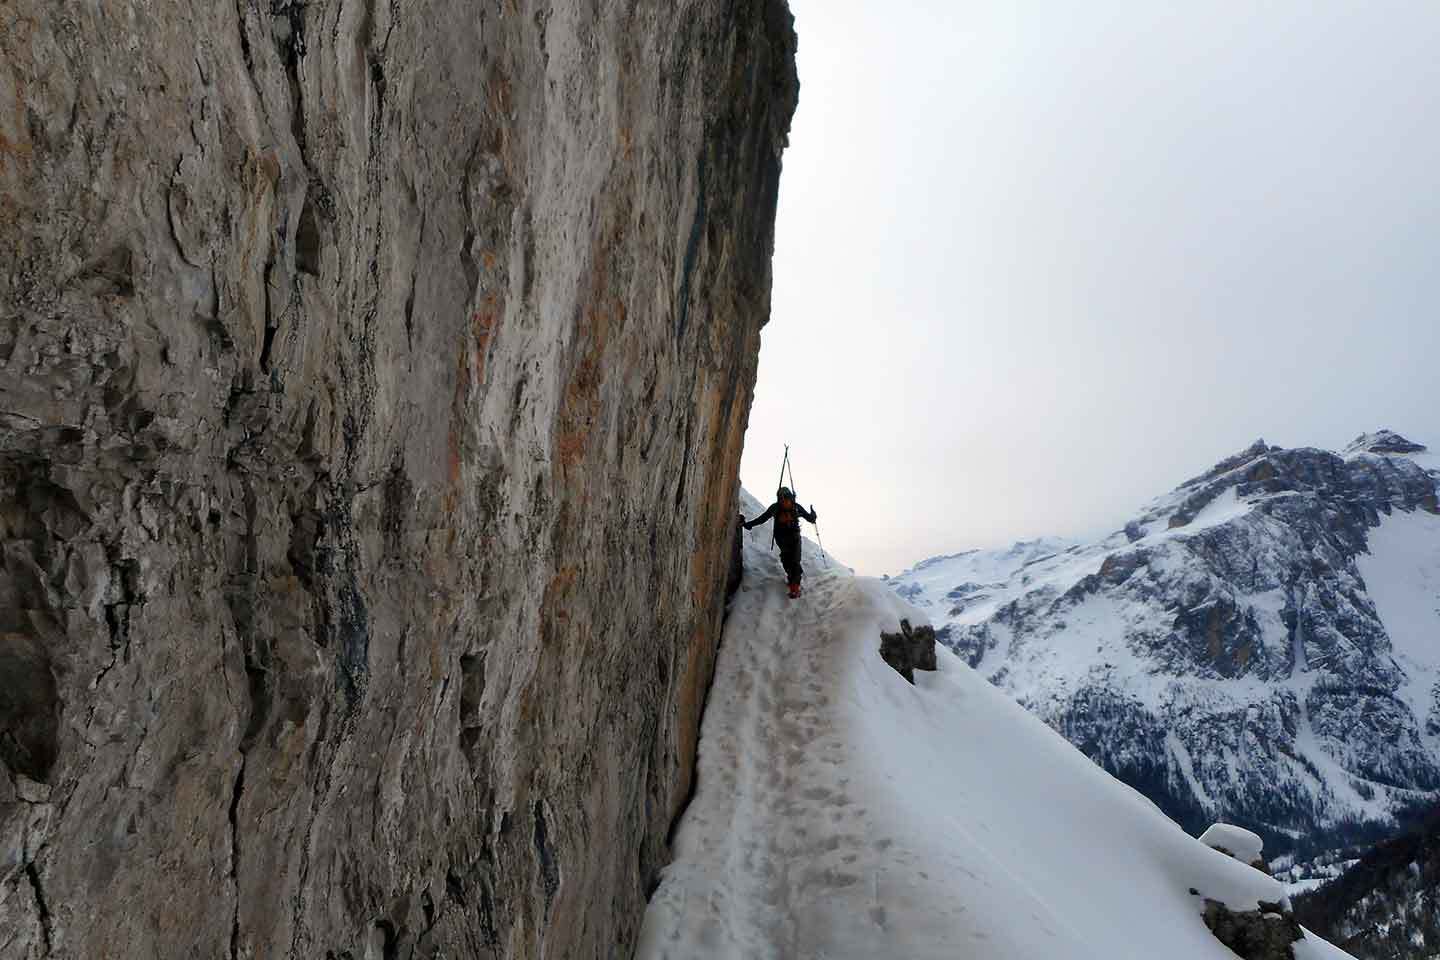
[770, 445, 827, 566]
[771, 444, 790, 550]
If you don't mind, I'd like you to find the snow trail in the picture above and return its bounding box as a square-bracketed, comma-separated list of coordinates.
[643, 520, 882, 954]
[640, 494, 1353, 958]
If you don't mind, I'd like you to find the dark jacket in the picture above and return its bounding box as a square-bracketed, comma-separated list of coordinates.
[745, 500, 816, 542]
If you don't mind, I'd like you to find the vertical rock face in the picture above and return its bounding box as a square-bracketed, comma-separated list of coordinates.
[0, 1, 797, 956]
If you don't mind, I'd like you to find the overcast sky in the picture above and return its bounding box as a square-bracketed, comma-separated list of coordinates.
[739, 0, 1440, 576]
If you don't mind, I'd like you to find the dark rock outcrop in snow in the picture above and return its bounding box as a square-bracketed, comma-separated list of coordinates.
[0, 2, 797, 956]
[1193, 825, 1303, 960]
[1200, 897, 1303, 960]
[891, 433, 1440, 862]
[880, 618, 938, 684]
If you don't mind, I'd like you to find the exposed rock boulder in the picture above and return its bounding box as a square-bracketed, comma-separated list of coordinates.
[0, 1, 797, 957]
[1201, 897, 1304, 960]
[879, 618, 938, 684]
[1192, 827, 1301, 959]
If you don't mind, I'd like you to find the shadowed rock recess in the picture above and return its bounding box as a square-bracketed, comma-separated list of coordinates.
[0, 2, 797, 956]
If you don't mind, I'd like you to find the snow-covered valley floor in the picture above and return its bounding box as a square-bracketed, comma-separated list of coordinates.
[638, 503, 1352, 959]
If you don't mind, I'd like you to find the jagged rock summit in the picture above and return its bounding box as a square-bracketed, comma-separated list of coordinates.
[1344, 430, 1428, 456]
[0, 2, 797, 957]
[890, 432, 1440, 863]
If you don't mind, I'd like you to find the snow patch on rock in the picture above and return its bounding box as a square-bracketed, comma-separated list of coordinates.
[1201, 823, 1267, 867]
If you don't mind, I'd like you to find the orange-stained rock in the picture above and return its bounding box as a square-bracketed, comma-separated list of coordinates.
[0, 2, 798, 955]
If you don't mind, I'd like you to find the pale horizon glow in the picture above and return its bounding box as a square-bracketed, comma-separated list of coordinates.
[742, 0, 1440, 576]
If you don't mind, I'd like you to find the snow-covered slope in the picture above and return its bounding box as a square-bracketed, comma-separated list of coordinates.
[639, 492, 1352, 958]
[888, 432, 1440, 860]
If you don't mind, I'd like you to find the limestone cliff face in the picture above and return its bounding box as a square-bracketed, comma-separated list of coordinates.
[0, 1, 796, 955]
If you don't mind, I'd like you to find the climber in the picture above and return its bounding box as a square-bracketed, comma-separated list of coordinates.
[743, 486, 818, 599]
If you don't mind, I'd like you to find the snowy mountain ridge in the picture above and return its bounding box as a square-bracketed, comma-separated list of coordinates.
[889, 432, 1440, 861]
[640, 490, 1352, 958]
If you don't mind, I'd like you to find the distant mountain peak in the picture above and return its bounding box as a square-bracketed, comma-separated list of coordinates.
[1179, 438, 1282, 490]
[890, 431, 1440, 869]
[1344, 430, 1427, 456]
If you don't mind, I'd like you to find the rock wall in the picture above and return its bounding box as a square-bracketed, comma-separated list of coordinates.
[0, 1, 797, 956]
